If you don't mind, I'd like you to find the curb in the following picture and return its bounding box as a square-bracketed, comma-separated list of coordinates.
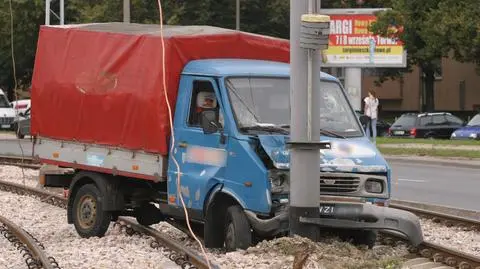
[385, 156, 480, 169]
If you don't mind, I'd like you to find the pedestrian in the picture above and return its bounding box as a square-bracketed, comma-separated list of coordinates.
[364, 90, 379, 143]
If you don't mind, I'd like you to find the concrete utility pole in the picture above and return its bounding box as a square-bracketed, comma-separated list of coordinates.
[123, 0, 131, 23]
[236, 0, 240, 30]
[45, 0, 51, 25]
[289, 0, 330, 240]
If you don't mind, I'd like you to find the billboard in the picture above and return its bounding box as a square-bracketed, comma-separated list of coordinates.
[321, 13, 406, 68]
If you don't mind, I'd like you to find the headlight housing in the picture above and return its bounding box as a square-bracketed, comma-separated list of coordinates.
[469, 133, 478, 139]
[365, 179, 383, 193]
[451, 132, 456, 138]
[268, 170, 289, 194]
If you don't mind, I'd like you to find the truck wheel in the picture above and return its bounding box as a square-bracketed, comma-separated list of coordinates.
[16, 131, 24, 139]
[224, 205, 252, 252]
[72, 184, 111, 238]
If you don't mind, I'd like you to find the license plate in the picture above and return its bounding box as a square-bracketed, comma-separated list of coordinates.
[319, 204, 335, 215]
[393, 130, 405, 135]
[1, 124, 10, 129]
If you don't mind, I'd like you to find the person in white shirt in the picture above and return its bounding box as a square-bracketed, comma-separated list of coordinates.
[363, 90, 379, 143]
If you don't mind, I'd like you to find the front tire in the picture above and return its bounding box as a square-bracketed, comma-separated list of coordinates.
[72, 184, 111, 238]
[224, 205, 252, 252]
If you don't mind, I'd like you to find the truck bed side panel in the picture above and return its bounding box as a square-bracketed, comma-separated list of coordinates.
[30, 24, 289, 155]
[35, 137, 167, 181]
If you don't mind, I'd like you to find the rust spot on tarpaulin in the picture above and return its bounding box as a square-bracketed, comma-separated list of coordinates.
[75, 70, 118, 95]
[244, 181, 253, 187]
[52, 152, 59, 158]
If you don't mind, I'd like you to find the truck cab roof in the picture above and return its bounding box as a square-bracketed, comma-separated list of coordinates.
[182, 59, 339, 82]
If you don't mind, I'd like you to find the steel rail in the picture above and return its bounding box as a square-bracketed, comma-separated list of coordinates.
[0, 215, 55, 269]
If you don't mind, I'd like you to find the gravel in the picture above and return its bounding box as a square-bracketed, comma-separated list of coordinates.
[421, 218, 480, 257]
[0, 190, 182, 269]
[2, 164, 480, 268]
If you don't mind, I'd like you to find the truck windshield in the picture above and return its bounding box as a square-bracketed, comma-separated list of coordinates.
[0, 95, 10, 108]
[225, 77, 362, 137]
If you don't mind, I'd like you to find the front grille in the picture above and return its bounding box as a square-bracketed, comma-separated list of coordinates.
[0, 117, 14, 125]
[320, 174, 360, 193]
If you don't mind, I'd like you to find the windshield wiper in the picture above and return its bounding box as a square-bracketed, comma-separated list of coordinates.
[239, 125, 290, 135]
[320, 129, 346, 139]
[279, 124, 345, 139]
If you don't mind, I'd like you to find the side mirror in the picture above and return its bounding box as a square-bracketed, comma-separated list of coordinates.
[200, 110, 219, 134]
[359, 115, 370, 126]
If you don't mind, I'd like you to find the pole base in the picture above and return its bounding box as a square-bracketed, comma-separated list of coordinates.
[289, 206, 320, 241]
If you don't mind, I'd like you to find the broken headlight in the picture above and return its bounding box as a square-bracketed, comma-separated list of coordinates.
[268, 170, 289, 194]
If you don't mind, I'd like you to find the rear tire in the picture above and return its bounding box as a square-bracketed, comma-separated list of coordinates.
[72, 184, 111, 238]
[224, 205, 252, 252]
[16, 131, 24, 139]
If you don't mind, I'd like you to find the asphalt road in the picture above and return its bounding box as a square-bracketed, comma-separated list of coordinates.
[0, 138, 478, 212]
[390, 161, 480, 212]
[0, 139, 33, 157]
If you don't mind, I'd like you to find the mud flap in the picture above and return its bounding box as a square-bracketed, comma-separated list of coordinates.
[299, 203, 424, 246]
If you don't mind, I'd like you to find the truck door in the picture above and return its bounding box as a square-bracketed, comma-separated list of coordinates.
[167, 76, 228, 217]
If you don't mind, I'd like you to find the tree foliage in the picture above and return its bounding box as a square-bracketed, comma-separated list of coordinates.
[370, 0, 480, 111]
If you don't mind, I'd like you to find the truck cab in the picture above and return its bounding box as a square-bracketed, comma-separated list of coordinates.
[163, 59, 421, 250]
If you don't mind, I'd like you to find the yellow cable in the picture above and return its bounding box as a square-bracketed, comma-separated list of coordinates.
[156, 1, 212, 268]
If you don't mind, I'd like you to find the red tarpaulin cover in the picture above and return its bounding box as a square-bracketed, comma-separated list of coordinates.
[31, 23, 290, 155]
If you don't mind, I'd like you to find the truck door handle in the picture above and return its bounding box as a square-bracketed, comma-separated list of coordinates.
[178, 142, 188, 148]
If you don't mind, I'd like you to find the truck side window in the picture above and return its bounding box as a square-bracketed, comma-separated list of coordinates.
[187, 80, 222, 128]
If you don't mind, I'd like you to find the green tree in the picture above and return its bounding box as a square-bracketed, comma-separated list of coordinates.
[423, 0, 480, 70]
[0, 0, 45, 100]
[370, 0, 464, 112]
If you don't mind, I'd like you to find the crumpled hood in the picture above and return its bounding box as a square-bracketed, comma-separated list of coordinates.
[258, 135, 388, 173]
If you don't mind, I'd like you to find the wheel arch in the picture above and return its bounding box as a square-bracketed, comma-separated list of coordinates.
[67, 170, 124, 224]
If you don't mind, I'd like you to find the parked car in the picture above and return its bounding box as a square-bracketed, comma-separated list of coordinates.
[450, 113, 480, 140]
[355, 111, 391, 137]
[388, 112, 464, 139]
[0, 89, 15, 130]
[10, 99, 31, 119]
[14, 107, 31, 139]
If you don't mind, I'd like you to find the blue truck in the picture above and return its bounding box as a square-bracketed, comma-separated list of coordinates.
[33, 23, 423, 252]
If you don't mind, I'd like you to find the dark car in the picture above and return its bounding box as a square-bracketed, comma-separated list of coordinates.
[388, 112, 464, 139]
[355, 111, 391, 137]
[14, 107, 31, 139]
[450, 113, 480, 140]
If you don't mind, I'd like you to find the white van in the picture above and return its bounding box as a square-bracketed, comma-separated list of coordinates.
[0, 89, 15, 130]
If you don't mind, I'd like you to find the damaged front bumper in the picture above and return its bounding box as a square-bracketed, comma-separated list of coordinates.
[245, 202, 424, 246]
